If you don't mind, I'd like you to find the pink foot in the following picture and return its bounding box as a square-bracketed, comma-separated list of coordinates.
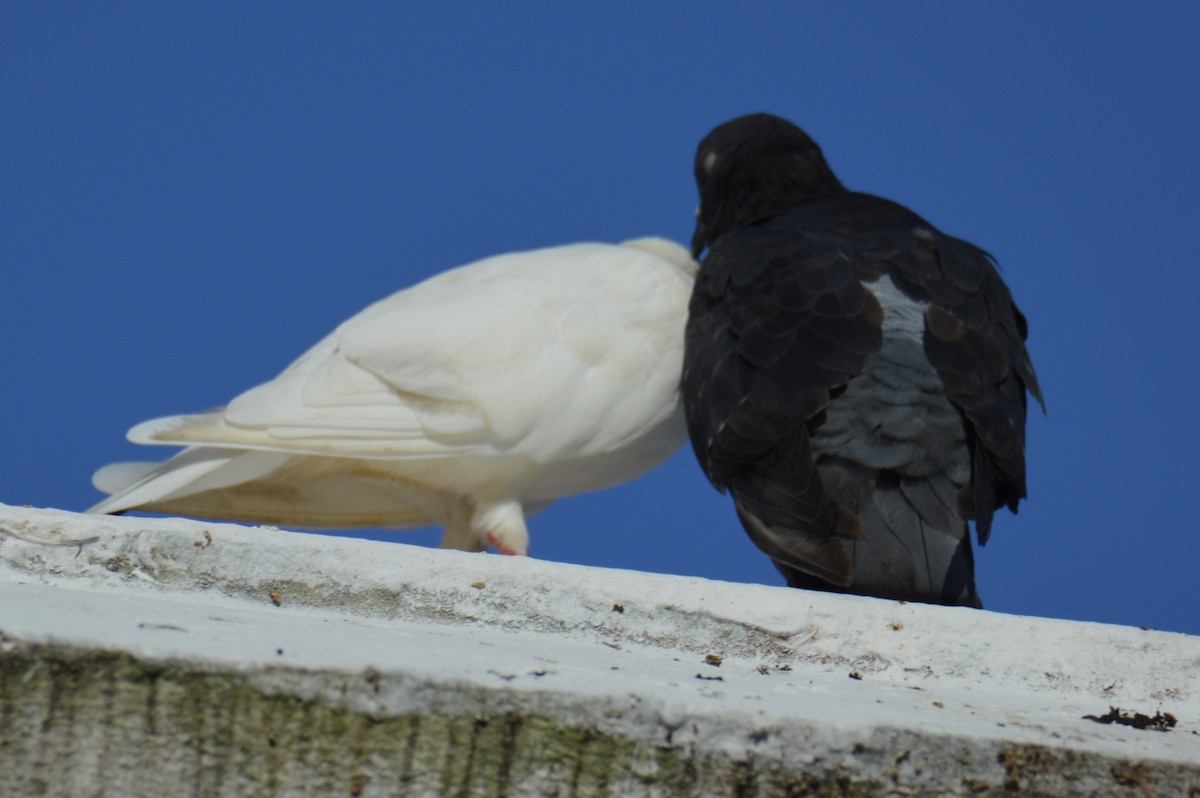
[486, 531, 526, 556]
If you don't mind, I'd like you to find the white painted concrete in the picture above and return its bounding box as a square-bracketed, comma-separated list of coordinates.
[2, 503, 1198, 796]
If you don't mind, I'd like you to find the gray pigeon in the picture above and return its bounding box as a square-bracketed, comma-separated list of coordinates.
[682, 113, 1042, 606]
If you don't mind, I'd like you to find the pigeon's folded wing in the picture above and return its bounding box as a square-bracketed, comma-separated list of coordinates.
[130, 243, 692, 464]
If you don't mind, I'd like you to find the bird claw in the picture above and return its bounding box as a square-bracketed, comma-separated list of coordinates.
[485, 531, 525, 556]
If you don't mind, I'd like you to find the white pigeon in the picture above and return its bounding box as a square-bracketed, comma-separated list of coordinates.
[90, 238, 697, 555]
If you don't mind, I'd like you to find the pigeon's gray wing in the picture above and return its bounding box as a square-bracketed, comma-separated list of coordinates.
[883, 222, 1044, 543]
[683, 221, 885, 587]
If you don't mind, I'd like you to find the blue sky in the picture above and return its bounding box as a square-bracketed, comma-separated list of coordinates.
[4, 3, 1198, 636]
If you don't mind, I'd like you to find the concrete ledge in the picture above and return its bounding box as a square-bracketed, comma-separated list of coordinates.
[2, 503, 1198, 796]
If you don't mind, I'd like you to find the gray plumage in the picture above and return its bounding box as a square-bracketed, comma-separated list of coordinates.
[682, 113, 1043, 606]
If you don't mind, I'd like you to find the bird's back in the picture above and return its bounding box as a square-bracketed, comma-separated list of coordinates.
[805, 273, 978, 605]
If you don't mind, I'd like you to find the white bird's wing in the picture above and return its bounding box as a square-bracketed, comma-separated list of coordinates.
[127, 241, 695, 464]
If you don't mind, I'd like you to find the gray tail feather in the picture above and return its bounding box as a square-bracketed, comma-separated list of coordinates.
[781, 458, 980, 607]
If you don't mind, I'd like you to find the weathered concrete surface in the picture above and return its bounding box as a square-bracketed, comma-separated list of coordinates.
[2, 503, 1198, 796]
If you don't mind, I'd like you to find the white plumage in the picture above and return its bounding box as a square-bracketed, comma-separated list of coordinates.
[90, 238, 697, 555]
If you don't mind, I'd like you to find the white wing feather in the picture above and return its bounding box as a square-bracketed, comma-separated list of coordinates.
[135, 242, 691, 461]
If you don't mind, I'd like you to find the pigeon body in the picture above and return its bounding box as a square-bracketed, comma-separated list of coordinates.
[91, 238, 697, 555]
[682, 114, 1042, 605]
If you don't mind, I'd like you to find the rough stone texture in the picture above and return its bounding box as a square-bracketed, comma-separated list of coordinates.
[2, 503, 1199, 796]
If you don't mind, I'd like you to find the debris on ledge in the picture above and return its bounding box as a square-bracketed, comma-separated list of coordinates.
[1, 503, 1198, 796]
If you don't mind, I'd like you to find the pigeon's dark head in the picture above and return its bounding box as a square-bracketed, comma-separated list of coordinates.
[691, 113, 844, 258]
